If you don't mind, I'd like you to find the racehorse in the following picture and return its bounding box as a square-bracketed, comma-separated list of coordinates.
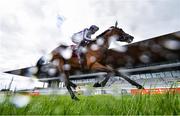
[37, 25, 144, 100]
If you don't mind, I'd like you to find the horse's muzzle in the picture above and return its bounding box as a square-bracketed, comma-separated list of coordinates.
[127, 36, 134, 43]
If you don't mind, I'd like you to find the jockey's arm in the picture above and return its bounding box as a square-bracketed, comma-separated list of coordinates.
[83, 29, 92, 41]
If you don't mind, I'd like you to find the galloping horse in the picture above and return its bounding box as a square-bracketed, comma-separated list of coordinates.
[37, 25, 144, 100]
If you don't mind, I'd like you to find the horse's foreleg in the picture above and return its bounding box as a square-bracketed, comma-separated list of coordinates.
[93, 73, 111, 87]
[99, 73, 112, 87]
[90, 62, 114, 87]
[90, 62, 144, 89]
[114, 70, 144, 89]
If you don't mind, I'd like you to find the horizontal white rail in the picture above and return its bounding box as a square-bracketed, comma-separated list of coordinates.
[39, 62, 180, 81]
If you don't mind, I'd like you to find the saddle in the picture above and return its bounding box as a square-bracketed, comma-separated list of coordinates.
[70, 40, 89, 58]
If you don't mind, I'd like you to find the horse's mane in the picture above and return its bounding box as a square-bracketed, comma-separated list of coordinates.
[88, 26, 114, 45]
[96, 27, 114, 39]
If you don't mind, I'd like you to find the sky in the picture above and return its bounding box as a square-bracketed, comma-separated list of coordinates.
[0, 0, 180, 90]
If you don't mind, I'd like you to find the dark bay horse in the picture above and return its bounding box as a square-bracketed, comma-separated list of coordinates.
[37, 26, 144, 100]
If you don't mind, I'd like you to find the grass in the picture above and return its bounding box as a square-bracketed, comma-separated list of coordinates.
[0, 93, 179, 115]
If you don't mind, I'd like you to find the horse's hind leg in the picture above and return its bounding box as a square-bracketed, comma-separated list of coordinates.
[66, 84, 79, 100]
[64, 71, 79, 100]
[69, 81, 78, 89]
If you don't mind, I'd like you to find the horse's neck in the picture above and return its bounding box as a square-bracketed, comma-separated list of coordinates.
[89, 36, 110, 54]
[89, 28, 113, 50]
[99, 35, 110, 49]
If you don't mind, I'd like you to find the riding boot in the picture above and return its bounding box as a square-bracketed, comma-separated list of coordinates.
[78, 40, 88, 72]
[79, 53, 87, 72]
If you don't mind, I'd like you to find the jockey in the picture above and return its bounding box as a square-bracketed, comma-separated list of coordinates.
[71, 25, 99, 70]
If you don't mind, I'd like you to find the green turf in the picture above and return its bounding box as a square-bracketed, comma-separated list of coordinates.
[0, 93, 179, 115]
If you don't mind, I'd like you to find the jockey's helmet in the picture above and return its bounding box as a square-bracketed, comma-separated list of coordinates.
[89, 25, 99, 32]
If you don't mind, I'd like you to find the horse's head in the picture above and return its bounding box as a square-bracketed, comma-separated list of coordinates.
[107, 26, 134, 43]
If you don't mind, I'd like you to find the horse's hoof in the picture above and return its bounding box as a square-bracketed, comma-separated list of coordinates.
[93, 82, 101, 87]
[138, 85, 145, 89]
[72, 96, 80, 101]
[75, 86, 81, 91]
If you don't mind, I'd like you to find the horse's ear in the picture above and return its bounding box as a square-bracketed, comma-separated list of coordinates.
[115, 21, 118, 27]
